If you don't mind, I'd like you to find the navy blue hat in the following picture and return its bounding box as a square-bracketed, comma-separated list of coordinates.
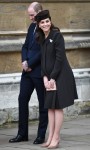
[35, 10, 51, 23]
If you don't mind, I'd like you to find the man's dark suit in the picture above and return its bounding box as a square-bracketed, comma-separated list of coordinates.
[18, 22, 48, 140]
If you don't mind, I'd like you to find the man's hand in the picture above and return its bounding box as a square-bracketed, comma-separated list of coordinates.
[26, 68, 32, 72]
[22, 60, 28, 71]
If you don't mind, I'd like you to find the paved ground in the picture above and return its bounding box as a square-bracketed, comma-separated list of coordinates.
[0, 116, 90, 150]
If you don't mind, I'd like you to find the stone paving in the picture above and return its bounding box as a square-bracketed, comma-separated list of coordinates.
[0, 116, 90, 150]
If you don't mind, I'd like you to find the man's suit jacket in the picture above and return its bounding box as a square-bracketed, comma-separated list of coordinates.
[22, 23, 42, 78]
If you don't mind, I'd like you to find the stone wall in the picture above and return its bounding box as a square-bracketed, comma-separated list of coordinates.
[0, 0, 90, 73]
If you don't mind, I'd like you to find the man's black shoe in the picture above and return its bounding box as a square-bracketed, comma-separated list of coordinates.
[9, 134, 28, 143]
[33, 136, 45, 144]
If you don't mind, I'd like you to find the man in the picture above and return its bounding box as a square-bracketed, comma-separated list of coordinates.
[9, 2, 48, 144]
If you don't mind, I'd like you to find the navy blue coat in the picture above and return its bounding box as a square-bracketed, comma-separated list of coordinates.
[22, 23, 42, 78]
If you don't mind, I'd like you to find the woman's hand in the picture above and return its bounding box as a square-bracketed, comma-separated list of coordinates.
[49, 78, 55, 89]
[43, 77, 56, 90]
[43, 76, 50, 89]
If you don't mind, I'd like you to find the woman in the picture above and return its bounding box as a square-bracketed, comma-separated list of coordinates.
[35, 10, 78, 149]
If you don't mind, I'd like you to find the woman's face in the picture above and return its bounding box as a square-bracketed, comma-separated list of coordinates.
[39, 18, 51, 33]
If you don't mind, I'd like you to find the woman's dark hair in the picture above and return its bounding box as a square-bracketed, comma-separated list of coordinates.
[35, 23, 59, 44]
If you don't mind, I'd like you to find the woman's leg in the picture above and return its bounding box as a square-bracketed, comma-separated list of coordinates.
[42, 109, 55, 146]
[48, 109, 64, 148]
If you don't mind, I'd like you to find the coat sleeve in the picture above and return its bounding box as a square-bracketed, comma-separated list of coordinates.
[21, 27, 30, 62]
[27, 49, 41, 69]
[22, 25, 41, 69]
[50, 32, 65, 80]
